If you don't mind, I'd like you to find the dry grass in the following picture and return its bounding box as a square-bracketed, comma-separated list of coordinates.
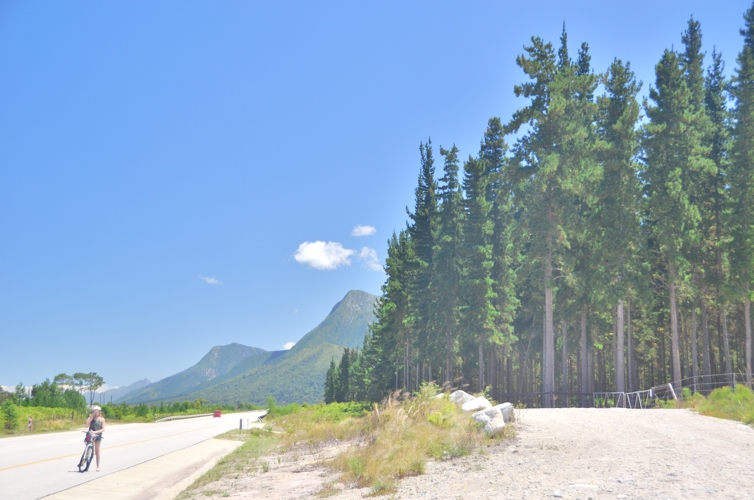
[176, 387, 515, 498]
[275, 411, 366, 449]
[270, 384, 515, 496]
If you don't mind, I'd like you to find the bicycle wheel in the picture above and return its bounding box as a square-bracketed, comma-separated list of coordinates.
[81, 445, 94, 472]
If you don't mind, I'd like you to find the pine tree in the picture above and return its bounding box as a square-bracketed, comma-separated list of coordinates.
[363, 230, 413, 397]
[406, 140, 437, 383]
[429, 145, 464, 384]
[642, 48, 715, 391]
[506, 30, 599, 406]
[461, 152, 496, 392]
[704, 47, 734, 384]
[474, 117, 520, 394]
[729, 3, 754, 386]
[595, 58, 642, 394]
[336, 348, 350, 403]
[324, 358, 336, 404]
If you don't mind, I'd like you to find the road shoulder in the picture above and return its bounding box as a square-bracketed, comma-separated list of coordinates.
[43, 438, 243, 500]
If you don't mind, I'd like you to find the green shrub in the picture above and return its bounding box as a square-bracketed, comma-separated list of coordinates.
[1, 401, 19, 430]
[135, 403, 149, 417]
[687, 385, 754, 424]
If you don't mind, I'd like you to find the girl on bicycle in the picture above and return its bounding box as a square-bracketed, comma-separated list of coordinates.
[85, 406, 106, 471]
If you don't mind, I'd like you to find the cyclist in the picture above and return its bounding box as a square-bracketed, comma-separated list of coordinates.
[85, 406, 106, 472]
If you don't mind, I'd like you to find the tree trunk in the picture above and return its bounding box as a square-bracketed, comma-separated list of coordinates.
[691, 306, 699, 393]
[580, 304, 589, 407]
[404, 341, 409, 390]
[746, 284, 752, 388]
[488, 348, 495, 394]
[562, 321, 568, 400]
[478, 341, 485, 392]
[543, 255, 555, 407]
[506, 355, 512, 394]
[445, 328, 452, 384]
[668, 261, 682, 392]
[721, 304, 733, 386]
[616, 299, 625, 393]
[627, 293, 639, 391]
[701, 294, 712, 392]
[588, 348, 594, 398]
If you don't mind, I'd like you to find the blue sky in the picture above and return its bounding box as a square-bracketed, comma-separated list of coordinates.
[1, 1, 751, 388]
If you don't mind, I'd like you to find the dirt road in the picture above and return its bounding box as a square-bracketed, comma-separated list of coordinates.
[187, 408, 754, 499]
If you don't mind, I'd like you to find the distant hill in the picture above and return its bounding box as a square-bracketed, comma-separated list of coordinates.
[87, 378, 151, 404]
[118, 343, 267, 403]
[122, 290, 377, 405]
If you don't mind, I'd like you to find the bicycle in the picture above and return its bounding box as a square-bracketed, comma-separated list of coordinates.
[77, 430, 100, 472]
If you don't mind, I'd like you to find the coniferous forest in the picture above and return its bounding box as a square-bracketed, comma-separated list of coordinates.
[326, 5, 754, 407]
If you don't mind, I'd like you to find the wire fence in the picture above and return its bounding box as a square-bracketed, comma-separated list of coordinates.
[491, 373, 752, 409]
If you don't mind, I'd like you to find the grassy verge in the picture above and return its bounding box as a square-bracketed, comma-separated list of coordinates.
[272, 384, 514, 496]
[176, 427, 279, 499]
[177, 384, 515, 498]
[662, 385, 754, 425]
[673, 385, 754, 425]
[1, 406, 89, 437]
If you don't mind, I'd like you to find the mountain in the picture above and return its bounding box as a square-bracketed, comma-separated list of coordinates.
[87, 378, 151, 404]
[288, 290, 378, 353]
[117, 343, 267, 403]
[122, 290, 377, 405]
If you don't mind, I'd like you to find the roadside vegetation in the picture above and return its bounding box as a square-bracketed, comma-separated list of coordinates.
[176, 427, 278, 500]
[0, 379, 259, 435]
[180, 384, 514, 498]
[98, 399, 259, 423]
[670, 385, 754, 425]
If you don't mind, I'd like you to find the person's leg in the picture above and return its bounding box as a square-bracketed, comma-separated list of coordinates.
[94, 439, 101, 471]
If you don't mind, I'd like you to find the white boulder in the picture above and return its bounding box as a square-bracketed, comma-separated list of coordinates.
[461, 397, 492, 412]
[484, 414, 506, 434]
[471, 406, 506, 434]
[449, 390, 475, 405]
[471, 409, 491, 425]
[491, 402, 515, 423]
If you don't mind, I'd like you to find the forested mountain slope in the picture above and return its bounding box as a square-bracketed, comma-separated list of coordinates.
[122, 290, 377, 405]
[117, 343, 267, 403]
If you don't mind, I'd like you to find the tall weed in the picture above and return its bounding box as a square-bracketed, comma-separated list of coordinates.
[687, 385, 754, 424]
[270, 383, 513, 496]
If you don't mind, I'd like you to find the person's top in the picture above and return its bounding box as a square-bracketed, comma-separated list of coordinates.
[89, 417, 103, 432]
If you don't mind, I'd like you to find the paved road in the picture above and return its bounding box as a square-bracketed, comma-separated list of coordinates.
[0, 411, 265, 500]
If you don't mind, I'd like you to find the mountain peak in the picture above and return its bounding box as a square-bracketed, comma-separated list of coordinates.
[294, 290, 377, 353]
[330, 290, 378, 315]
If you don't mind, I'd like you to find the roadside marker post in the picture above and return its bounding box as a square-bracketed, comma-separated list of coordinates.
[239, 418, 242, 430]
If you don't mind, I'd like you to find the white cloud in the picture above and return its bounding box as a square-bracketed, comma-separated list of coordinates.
[294, 241, 355, 270]
[198, 275, 222, 285]
[358, 247, 382, 271]
[352, 225, 376, 237]
[283, 342, 295, 350]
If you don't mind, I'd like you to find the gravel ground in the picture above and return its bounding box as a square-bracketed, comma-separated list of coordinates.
[190, 408, 754, 499]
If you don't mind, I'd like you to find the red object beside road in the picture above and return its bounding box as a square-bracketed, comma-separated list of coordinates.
[213, 410, 222, 418]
